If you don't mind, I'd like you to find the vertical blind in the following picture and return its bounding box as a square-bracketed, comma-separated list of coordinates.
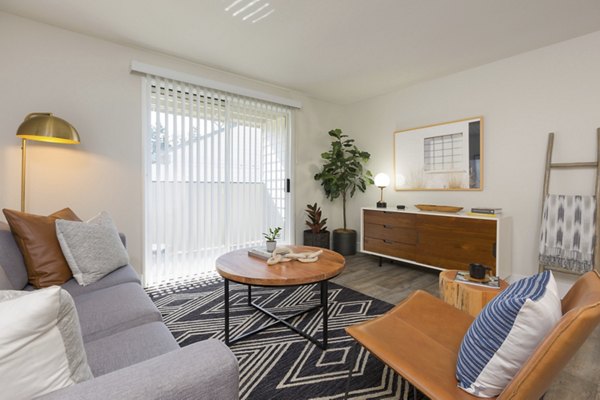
[144, 75, 292, 285]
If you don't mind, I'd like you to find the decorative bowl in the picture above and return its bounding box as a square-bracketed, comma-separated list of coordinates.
[414, 204, 463, 213]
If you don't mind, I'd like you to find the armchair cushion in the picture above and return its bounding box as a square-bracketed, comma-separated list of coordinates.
[456, 271, 561, 397]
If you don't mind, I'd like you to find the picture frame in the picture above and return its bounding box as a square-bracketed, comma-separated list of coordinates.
[393, 116, 483, 191]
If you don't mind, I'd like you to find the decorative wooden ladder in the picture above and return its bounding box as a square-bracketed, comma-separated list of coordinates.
[539, 128, 600, 274]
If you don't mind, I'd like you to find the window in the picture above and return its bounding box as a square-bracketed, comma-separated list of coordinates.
[144, 76, 292, 285]
[423, 132, 463, 172]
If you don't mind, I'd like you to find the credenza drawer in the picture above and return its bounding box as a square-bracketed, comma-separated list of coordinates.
[364, 223, 417, 244]
[363, 210, 416, 228]
[364, 237, 416, 260]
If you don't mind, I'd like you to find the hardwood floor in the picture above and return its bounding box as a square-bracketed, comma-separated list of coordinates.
[332, 253, 600, 400]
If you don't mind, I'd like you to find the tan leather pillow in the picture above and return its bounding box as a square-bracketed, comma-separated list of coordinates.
[2, 208, 81, 288]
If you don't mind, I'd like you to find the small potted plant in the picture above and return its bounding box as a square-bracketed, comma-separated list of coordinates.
[303, 203, 330, 249]
[263, 227, 282, 252]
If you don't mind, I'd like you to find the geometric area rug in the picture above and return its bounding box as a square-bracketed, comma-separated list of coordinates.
[147, 273, 428, 400]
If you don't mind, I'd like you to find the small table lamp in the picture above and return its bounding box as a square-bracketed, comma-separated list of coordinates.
[374, 173, 390, 208]
[16, 113, 80, 212]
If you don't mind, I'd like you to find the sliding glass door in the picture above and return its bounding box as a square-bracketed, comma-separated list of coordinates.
[143, 76, 292, 285]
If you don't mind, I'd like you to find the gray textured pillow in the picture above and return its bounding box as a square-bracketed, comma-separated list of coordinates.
[0, 286, 93, 398]
[56, 211, 129, 286]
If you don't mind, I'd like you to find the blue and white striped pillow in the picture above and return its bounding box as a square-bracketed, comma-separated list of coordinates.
[456, 271, 561, 397]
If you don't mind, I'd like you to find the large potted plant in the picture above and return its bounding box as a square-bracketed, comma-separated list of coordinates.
[303, 203, 330, 249]
[314, 129, 373, 255]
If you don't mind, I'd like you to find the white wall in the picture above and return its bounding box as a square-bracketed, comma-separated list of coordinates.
[343, 30, 600, 290]
[3, 11, 598, 292]
[0, 12, 343, 275]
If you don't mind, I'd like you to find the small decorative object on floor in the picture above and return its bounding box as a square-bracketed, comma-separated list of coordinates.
[266, 247, 323, 265]
[262, 226, 281, 252]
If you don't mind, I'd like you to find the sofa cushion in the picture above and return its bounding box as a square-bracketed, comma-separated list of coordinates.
[0, 286, 93, 399]
[56, 212, 129, 286]
[74, 282, 162, 342]
[0, 222, 28, 289]
[0, 264, 14, 290]
[84, 321, 179, 377]
[60, 264, 140, 297]
[456, 271, 561, 397]
[2, 208, 80, 288]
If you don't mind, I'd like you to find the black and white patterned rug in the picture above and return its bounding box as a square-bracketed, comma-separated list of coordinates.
[147, 273, 426, 400]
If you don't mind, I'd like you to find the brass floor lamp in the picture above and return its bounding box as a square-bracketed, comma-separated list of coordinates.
[16, 113, 80, 212]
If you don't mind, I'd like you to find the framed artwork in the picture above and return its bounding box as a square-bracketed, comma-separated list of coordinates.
[393, 116, 483, 191]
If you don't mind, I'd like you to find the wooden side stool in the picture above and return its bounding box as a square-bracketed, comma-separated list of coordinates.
[439, 270, 508, 317]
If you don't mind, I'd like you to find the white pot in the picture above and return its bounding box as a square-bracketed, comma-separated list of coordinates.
[266, 240, 276, 252]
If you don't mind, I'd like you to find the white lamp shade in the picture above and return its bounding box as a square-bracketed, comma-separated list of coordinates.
[374, 173, 390, 188]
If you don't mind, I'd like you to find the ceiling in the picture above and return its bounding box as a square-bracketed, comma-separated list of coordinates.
[2, 0, 600, 104]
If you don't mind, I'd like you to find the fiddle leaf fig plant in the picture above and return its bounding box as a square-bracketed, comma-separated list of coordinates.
[314, 129, 373, 230]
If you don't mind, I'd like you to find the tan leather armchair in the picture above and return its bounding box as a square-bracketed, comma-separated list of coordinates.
[345, 271, 600, 400]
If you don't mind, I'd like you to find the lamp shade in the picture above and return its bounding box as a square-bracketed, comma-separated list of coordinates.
[374, 173, 390, 188]
[16, 113, 80, 144]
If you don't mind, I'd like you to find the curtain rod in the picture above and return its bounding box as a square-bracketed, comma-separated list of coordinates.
[131, 60, 302, 109]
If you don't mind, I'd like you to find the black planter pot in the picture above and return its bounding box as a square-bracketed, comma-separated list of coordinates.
[303, 230, 330, 249]
[332, 229, 357, 256]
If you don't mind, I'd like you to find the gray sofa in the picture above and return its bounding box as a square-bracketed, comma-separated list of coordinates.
[0, 221, 239, 400]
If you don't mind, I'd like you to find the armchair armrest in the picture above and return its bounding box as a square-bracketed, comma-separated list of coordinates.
[38, 339, 239, 400]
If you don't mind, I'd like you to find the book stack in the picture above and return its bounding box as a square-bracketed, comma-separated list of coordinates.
[467, 207, 502, 217]
[248, 247, 273, 260]
[455, 270, 501, 289]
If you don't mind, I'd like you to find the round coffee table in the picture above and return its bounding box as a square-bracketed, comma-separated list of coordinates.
[216, 246, 345, 349]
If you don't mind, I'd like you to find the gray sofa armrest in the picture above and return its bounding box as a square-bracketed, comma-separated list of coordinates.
[38, 339, 239, 400]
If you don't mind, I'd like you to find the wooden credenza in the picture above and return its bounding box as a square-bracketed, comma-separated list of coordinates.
[360, 207, 511, 278]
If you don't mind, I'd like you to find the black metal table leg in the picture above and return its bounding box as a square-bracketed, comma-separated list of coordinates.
[223, 280, 332, 349]
[224, 279, 230, 345]
[321, 280, 328, 348]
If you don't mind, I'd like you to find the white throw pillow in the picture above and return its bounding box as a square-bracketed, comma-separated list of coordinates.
[56, 211, 129, 286]
[0, 286, 93, 399]
[456, 271, 562, 397]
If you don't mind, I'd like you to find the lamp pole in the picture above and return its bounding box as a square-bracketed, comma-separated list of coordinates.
[20, 139, 27, 212]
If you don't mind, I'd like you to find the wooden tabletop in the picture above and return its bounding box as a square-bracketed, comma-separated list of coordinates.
[215, 246, 345, 286]
[439, 270, 509, 292]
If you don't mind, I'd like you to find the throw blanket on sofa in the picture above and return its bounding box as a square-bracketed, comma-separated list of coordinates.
[539, 194, 596, 273]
